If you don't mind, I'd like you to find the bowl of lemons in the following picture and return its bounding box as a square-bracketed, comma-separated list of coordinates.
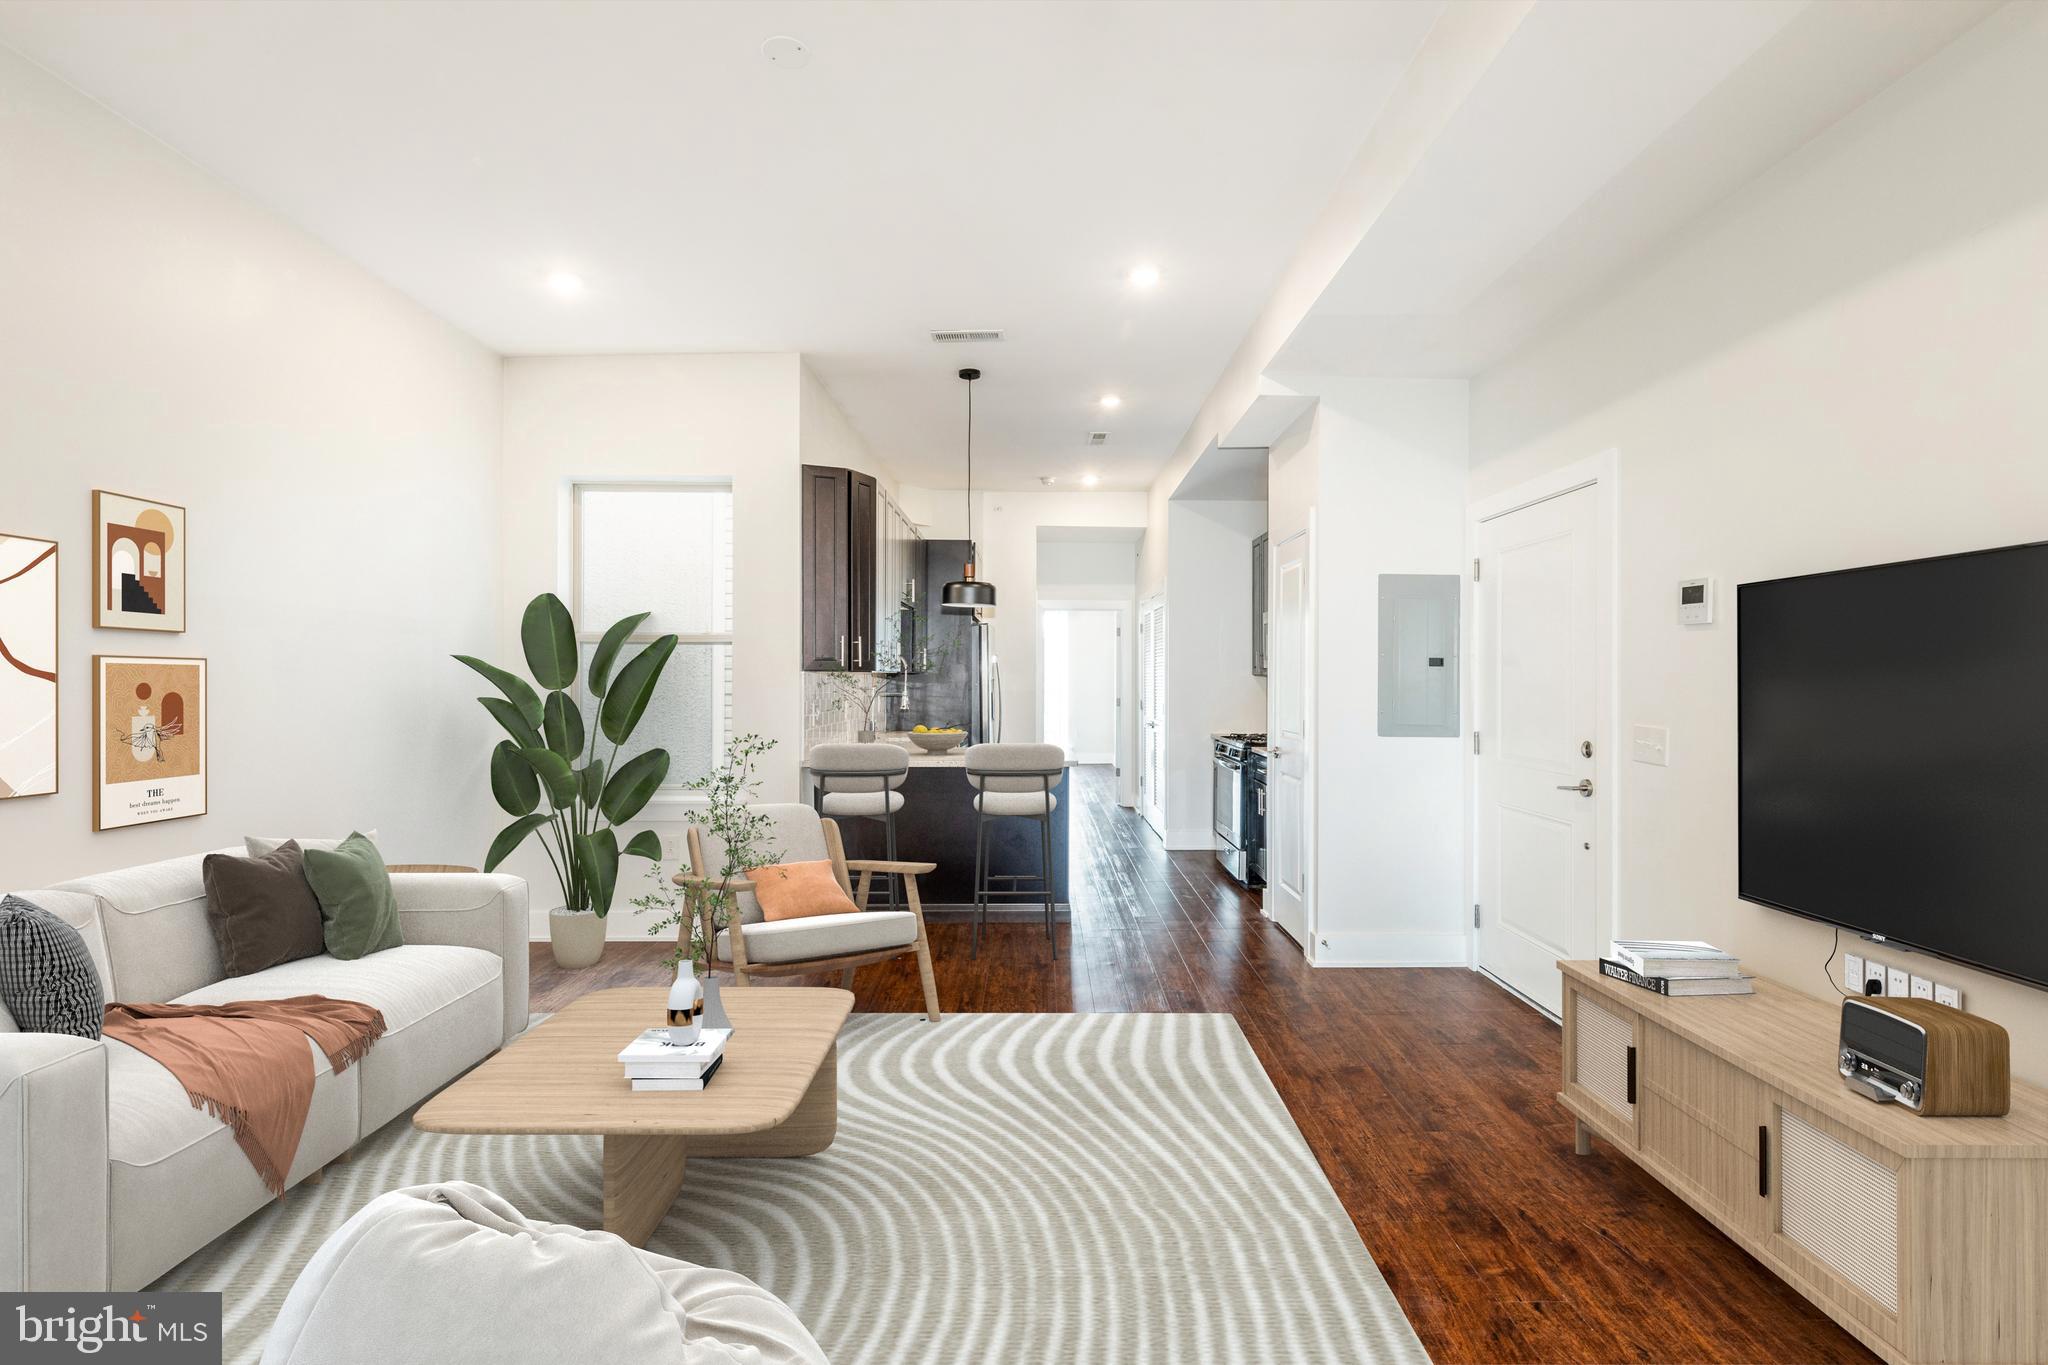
[909, 725, 967, 752]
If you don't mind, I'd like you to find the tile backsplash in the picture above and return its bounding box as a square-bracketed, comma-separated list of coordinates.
[803, 672, 860, 751]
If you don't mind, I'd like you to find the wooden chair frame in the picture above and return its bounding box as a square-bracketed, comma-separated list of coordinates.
[676, 817, 941, 1021]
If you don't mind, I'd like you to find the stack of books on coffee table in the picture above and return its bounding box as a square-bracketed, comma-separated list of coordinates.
[617, 1027, 732, 1091]
[1599, 939, 1753, 997]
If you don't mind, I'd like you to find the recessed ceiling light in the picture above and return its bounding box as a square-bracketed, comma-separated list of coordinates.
[546, 270, 585, 298]
[1081, 473, 1100, 487]
[1127, 263, 1161, 289]
[1040, 476, 1057, 487]
[1098, 394, 1122, 409]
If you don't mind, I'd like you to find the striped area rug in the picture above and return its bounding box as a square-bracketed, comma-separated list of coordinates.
[154, 1012, 1428, 1364]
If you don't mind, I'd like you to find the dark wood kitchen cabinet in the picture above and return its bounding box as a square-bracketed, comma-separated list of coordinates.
[849, 471, 877, 670]
[800, 464, 878, 671]
[1251, 531, 1269, 676]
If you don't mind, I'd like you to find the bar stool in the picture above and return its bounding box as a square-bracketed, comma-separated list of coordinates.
[963, 742, 1065, 955]
[807, 742, 911, 909]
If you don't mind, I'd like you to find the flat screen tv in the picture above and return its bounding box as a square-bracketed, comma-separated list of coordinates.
[1738, 540, 2048, 991]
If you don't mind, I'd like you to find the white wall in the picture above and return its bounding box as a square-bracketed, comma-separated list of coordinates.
[501, 353, 807, 935]
[1162, 499, 1268, 848]
[800, 362, 899, 499]
[0, 45, 501, 890]
[1269, 376, 1470, 964]
[1468, 2, 2048, 1077]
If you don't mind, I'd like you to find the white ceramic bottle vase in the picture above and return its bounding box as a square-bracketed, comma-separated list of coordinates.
[666, 962, 704, 1046]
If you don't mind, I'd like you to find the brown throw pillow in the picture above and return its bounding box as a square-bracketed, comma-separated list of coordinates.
[745, 860, 859, 922]
[202, 840, 328, 977]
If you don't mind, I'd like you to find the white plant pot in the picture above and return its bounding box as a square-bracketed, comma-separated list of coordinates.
[548, 907, 606, 969]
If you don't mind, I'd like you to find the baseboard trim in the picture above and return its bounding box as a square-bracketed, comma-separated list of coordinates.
[1310, 930, 1469, 968]
[1163, 826, 1215, 852]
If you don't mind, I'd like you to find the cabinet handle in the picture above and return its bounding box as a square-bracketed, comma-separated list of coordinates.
[1758, 1124, 1770, 1199]
[839, 634, 846, 666]
[1625, 1045, 1637, 1105]
[854, 637, 863, 668]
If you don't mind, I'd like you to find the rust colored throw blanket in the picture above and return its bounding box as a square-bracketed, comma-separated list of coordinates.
[102, 996, 386, 1196]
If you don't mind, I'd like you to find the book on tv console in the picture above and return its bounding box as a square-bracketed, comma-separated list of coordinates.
[1599, 958, 1754, 997]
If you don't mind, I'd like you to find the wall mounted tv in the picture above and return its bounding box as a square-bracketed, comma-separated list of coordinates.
[1738, 540, 2048, 992]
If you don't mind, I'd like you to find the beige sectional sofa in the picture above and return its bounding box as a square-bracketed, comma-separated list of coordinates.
[0, 848, 527, 1292]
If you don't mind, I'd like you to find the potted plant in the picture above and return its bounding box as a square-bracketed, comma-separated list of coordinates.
[456, 592, 677, 967]
[636, 734, 780, 1027]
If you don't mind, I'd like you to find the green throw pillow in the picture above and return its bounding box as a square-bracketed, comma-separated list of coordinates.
[302, 832, 403, 960]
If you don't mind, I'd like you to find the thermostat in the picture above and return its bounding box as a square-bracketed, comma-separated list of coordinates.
[1678, 577, 1714, 626]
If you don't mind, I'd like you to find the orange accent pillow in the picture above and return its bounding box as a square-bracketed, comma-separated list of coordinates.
[745, 860, 859, 922]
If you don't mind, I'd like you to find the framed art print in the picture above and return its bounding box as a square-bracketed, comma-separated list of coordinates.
[94, 654, 207, 830]
[93, 490, 186, 631]
[0, 532, 58, 799]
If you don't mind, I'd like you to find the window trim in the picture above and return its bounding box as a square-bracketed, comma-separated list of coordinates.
[569, 480, 735, 791]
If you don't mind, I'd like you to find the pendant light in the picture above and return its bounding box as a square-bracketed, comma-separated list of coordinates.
[941, 366, 996, 613]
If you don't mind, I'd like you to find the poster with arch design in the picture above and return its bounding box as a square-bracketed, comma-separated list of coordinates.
[93, 489, 186, 631]
[94, 655, 206, 830]
[0, 532, 58, 799]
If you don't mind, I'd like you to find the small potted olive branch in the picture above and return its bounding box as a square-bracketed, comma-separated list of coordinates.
[636, 733, 781, 973]
[822, 604, 962, 739]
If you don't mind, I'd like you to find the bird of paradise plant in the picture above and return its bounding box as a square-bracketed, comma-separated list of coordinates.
[455, 592, 677, 916]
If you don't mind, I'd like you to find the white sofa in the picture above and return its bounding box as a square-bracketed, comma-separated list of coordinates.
[0, 848, 528, 1292]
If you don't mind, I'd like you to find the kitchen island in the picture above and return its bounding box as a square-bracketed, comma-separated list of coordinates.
[803, 739, 1070, 912]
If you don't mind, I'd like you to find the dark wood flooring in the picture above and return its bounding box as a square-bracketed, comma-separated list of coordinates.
[534, 765, 1876, 1364]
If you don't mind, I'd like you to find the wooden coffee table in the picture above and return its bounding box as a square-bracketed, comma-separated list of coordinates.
[414, 986, 852, 1246]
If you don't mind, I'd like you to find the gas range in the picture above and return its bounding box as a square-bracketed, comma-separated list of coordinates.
[1212, 733, 1269, 888]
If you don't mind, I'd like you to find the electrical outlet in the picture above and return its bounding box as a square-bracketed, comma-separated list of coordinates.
[1910, 975, 1933, 1000]
[1887, 966, 1910, 998]
[1863, 958, 1886, 995]
[1843, 952, 1864, 994]
[1935, 983, 1963, 1010]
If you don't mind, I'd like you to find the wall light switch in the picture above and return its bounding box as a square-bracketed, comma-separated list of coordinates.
[1844, 952, 1865, 994]
[1935, 983, 1963, 1010]
[1910, 975, 1934, 1000]
[1631, 724, 1669, 767]
[1887, 966, 1910, 998]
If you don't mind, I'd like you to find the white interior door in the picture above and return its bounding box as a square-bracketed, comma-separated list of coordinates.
[1138, 598, 1166, 837]
[1267, 531, 1309, 947]
[1475, 483, 1605, 1016]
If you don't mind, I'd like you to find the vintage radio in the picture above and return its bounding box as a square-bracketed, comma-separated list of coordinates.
[1838, 996, 2009, 1117]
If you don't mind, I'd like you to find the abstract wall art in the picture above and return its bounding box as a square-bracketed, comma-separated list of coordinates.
[93, 490, 186, 631]
[95, 654, 207, 830]
[0, 532, 58, 800]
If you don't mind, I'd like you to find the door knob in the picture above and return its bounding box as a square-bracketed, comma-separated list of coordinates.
[1555, 779, 1594, 797]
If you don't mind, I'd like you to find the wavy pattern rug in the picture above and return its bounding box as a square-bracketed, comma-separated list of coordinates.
[154, 1012, 1428, 1364]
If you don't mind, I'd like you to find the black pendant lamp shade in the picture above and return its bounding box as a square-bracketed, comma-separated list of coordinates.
[941, 367, 996, 613]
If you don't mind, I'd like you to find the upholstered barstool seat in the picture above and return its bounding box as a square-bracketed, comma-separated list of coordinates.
[821, 790, 907, 817]
[964, 743, 1066, 954]
[972, 791, 1057, 817]
[807, 743, 912, 910]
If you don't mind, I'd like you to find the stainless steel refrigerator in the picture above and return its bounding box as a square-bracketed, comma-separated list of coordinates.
[910, 539, 1000, 743]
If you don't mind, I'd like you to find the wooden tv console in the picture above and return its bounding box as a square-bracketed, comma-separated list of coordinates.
[1558, 960, 2048, 1365]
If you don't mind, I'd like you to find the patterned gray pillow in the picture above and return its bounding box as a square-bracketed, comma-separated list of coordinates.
[0, 894, 104, 1039]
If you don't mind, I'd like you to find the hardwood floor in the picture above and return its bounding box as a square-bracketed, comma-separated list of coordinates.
[534, 765, 1876, 1364]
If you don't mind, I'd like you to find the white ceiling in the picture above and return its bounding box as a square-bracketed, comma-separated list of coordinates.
[1273, 0, 2000, 379]
[0, 0, 1442, 491]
